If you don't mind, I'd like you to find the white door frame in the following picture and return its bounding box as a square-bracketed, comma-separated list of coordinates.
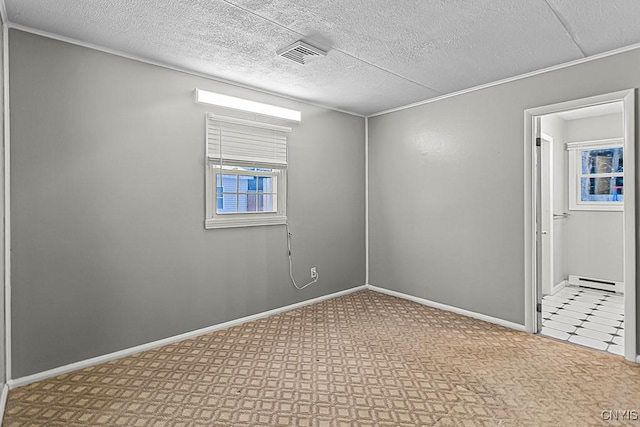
[540, 133, 554, 297]
[524, 89, 637, 362]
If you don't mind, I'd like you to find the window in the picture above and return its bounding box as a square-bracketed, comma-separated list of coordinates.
[205, 114, 289, 229]
[214, 166, 282, 214]
[567, 138, 623, 211]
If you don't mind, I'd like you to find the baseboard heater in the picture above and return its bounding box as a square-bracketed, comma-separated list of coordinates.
[568, 274, 623, 294]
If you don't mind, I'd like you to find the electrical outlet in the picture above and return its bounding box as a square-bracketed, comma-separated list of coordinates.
[310, 267, 317, 279]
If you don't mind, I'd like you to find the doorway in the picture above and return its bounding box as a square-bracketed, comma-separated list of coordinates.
[524, 89, 636, 362]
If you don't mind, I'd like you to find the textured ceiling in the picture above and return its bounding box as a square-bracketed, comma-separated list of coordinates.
[5, 0, 640, 116]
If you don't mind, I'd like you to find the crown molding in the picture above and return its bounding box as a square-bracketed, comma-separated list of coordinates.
[6, 20, 640, 120]
[6, 23, 365, 119]
[369, 41, 640, 118]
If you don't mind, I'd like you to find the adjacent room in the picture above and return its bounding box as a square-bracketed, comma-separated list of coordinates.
[0, 1, 639, 425]
[539, 103, 627, 355]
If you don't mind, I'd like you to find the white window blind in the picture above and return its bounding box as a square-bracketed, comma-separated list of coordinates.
[206, 113, 290, 166]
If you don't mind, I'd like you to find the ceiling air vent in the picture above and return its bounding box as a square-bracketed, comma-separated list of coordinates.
[277, 41, 327, 65]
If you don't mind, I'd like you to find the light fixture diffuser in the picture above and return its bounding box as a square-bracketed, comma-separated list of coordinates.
[195, 89, 301, 122]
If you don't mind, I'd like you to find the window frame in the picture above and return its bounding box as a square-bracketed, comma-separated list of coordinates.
[215, 166, 279, 215]
[205, 160, 287, 229]
[567, 138, 623, 212]
[204, 113, 290, 229]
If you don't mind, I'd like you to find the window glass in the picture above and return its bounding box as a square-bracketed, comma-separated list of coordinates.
[220, 174, 237, 192]
[220, 194, 237, 213]
[216, 186, 223, 210]
[238, 193, 250, 212]
[246, 176, 258, 192]
[259, 194, 276, 212]
[581, 177, 624, 202]
[260, 176, 273, 192]
[215, 170, 278, 214]
[581, 147, 623, 174]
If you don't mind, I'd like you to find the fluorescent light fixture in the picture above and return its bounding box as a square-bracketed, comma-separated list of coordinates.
[195, 89, 301, 122]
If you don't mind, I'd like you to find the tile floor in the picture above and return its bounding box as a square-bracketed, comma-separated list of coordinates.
[541, 285, 624, 355]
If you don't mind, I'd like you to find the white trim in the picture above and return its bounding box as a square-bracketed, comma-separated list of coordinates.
[6, 281, 635, 389]
[205, 163, 287, 229]
[8, 20, 640, 122]
[364, 117, 369, 285]
[366, 285, 526, 332]
[369, 42, 640, 118]
[8, 285, 367, 389]
[569, 204, 624, 212]
[540, 133, 554, 297]
[0, 384, 6, 427]
[0, 383, 7, 423]
[204, 215, 287, 229]
[550, 280, 567, 296]
[524, 110, 535, 334]
[3, 22, 10, 382]
[622, 90, 636, 362]
[524, 89, 636, 362]
[523, 91, 634, 117]
[566, 138, 623, 150]
[6, 24, 364, 119]
[8, 23, 640, 122]
[206, 113, 292, 132]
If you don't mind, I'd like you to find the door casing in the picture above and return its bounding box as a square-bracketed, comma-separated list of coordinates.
[540, 133, 554, 297]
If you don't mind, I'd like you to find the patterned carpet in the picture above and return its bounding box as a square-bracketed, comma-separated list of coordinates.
[4, 290, 640, 426]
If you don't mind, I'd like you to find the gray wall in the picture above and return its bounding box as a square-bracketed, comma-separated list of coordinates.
[368, 45, 640, 338]
[9, 30, 365, 378]
[541, 114, 567, 289]
[565, 113, 624, 283]
[567, 112, 623, 141]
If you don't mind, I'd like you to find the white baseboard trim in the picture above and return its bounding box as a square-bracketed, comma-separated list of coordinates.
[0, 383, 8, 423]
[637, 355, 640, 363]
[7, 285, 367, 389]
[366, 285, 526, 332]
[550, 280, 567, 296]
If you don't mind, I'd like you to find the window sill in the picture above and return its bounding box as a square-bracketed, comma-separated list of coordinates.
[204, 215, 287, 229]
[569, 204, 623, 212]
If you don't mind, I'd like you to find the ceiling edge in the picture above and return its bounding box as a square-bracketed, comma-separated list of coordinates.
[369, 41, 640, 118]
[9, 19, 640, 122]
[5, 22, 366, 118]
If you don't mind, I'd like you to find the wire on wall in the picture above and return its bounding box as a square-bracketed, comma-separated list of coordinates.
[285, 166, 318, 290]
[286, 223, 319, 290]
